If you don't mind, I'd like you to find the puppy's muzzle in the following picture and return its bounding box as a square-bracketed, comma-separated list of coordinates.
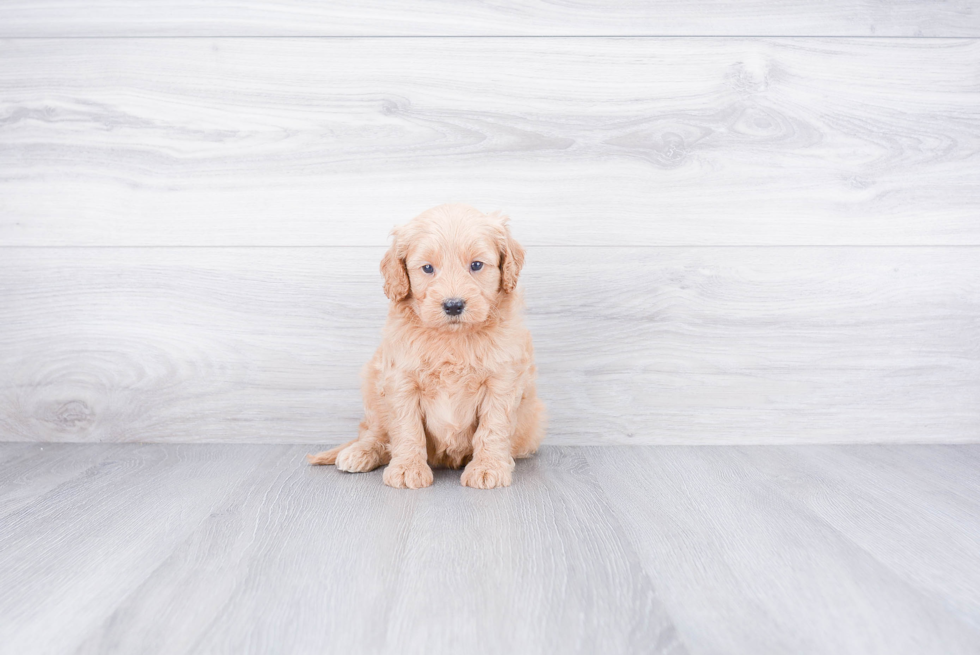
[442, 298, 466, 316]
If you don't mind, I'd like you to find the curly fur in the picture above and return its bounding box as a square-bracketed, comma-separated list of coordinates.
[307, 203, 545, 489]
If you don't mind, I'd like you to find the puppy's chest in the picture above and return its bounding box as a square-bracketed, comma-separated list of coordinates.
[417, 362, 486, 435]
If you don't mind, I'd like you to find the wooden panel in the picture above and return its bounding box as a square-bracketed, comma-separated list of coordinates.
[587, 446, 980, 654]
[1, 0, 977, 37]
[2, 38, 979, 246]
[1, 246, 977, 445]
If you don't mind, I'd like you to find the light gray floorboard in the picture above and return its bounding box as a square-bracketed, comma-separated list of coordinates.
[2, 248, 978, 445]
[0, 443, 43, 471]
[586, 446, 980, 655]
[1, 444, 684, 655]
[380, 448, 682, 655]
[847, 445, 980, 505]
[744, 445, 980, 631]
[0, 0, 976, 37]
[73, 444, 338, 655]
[0, 444, 275, 654]
[0, 443, 129, 517]
[2, 444, 979, 654]
[2, 38, 978, 246]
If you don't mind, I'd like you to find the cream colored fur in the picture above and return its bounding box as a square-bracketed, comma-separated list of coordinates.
[307, 204, 546, 489]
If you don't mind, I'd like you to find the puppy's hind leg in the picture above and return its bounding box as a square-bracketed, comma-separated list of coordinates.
[510, 389, 546, 460]
[335, 426, 389, 473]
[307, 420, 390, 472]
[309, 351, 391, 471]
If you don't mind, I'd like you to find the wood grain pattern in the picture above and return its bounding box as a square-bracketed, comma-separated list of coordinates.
[379, 448, 682, 655]
[744, 445, 980, 631]
[3, 443, 980, 654]
[586, 446, 980, 655]
[1, 247, 977, 445]
[0, 442, 129, 516]
[2, 38, 979, 246]
[0, 0, 977, 37]
[0, 444, 685, 655]
[0, 444, 275, 654]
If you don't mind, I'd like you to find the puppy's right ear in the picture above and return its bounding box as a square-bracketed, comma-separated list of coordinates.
[381, 231, 411, 301]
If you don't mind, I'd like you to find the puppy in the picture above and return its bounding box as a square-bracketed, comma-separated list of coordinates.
[307, 203, 545, 489]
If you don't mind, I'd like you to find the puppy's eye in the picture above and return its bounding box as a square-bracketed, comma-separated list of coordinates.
[422, 264, 434, 274]
[470, 261, 484, 272]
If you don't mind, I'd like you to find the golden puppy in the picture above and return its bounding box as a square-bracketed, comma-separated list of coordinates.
[307, 203, 545, 489]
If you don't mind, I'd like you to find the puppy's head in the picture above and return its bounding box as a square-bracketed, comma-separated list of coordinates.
[381, 204, 525, 330]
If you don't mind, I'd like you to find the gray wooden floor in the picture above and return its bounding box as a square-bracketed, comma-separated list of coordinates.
[1, 444, 978, 654]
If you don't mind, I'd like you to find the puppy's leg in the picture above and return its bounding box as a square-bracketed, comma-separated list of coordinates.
[308, 353, 391, 470]
[462, 382, 520, 489]
[337, 380, 391, 472]
[382, 378, 433, 489]
[336, 420, 390, 473]
[511, 386, 546, 459]
[307, 429, 387, 470]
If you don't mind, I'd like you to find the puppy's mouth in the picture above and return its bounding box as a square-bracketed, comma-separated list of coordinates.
[442, 313, 483, 330]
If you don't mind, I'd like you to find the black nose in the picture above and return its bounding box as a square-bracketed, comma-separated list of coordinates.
[442, 298, 465, 316]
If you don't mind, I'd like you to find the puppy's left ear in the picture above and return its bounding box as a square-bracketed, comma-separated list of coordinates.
[381, 229, 411, 301]
[493, 213, 526, 293]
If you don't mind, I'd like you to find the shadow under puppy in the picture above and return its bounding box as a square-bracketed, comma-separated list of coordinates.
[308, 204, 546, 489]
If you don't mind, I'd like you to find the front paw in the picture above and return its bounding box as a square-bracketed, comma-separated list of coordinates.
[461, 458, 514, 489]
[383, 459, 434, 489]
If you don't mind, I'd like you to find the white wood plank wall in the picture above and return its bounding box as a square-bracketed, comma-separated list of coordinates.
[1, 3, 978, 444]
[1, 1, 978, 36]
